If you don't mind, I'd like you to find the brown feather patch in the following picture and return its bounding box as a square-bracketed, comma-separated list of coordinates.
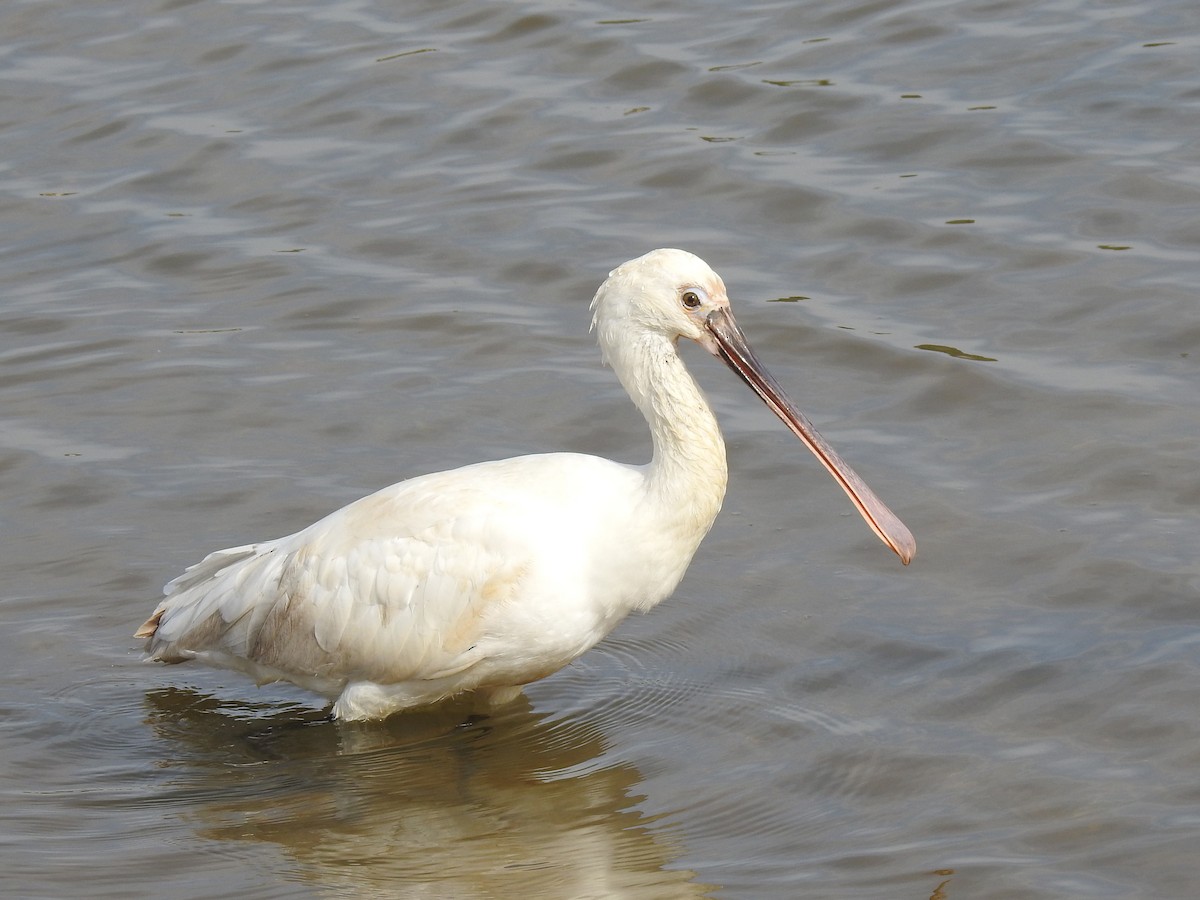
[134, 609, 163, 639]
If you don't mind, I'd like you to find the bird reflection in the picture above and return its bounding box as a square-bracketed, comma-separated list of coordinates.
[142, 687, 712, 898]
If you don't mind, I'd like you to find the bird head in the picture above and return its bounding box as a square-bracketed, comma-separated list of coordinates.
[590, 248, 731, 354]
[590, 248, 916, 565]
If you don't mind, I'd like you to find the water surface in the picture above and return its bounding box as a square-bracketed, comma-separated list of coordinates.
[2, 0, 1198, 897]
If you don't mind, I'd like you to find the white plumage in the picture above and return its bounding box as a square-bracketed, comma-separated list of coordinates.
[137, 249, 914, 720]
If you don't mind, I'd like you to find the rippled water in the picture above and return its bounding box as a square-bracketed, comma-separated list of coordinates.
[2, 0, 1198, 897]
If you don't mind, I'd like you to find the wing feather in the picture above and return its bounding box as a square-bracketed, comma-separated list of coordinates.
[140, 453, 639, 696]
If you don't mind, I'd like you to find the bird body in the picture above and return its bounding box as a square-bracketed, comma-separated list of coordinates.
[138, 249, 913, 720]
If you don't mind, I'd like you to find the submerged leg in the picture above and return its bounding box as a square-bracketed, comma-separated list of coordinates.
[475, 684, 524, 708]
[332, 681, 428, 721]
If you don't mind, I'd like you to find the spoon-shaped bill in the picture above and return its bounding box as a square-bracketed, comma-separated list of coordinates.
[703, 307, 915, 565]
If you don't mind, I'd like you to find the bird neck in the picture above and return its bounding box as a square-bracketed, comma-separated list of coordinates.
[608, 332, 729, 527]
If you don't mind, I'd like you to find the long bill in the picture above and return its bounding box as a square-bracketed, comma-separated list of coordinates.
[704, 307, 916, 565]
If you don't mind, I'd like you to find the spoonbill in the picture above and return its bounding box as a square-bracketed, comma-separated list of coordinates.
[136, 249, 914, 720]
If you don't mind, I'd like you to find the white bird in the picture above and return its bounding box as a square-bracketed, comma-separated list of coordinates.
[136, 249, 914, 720]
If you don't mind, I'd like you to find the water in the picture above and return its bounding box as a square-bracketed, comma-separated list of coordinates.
[2, 0, 1198, 896]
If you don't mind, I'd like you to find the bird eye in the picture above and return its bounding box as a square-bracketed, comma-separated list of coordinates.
[681, 290, 702, 309]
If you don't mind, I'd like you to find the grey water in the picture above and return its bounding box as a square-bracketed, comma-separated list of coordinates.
[2, 0, 1198, 897]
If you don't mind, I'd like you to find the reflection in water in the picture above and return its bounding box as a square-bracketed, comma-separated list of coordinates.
[142, 688, 711, 898]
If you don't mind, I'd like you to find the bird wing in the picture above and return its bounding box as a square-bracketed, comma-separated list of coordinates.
[142, 460, 559, 689]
